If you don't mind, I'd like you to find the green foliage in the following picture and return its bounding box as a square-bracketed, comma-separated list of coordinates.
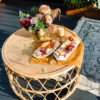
[31, 7, 39, 13]
[63, 0, 98, 9]
[19, 11, 26, 20]
[19, 11, 31, 20]
[33, 19, 48, 31]
[28, 19, 48, 32]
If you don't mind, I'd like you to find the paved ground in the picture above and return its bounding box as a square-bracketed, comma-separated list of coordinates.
[0, 0, 100, 100]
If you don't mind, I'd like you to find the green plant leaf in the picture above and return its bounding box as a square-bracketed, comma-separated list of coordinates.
[26, 13, 30, 17]
[33, 19, 48, 31]
[63, 0, 98, 8]
[31, 7, 39, 13]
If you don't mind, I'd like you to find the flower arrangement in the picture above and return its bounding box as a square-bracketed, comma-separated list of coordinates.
[19, 5, 61, 40]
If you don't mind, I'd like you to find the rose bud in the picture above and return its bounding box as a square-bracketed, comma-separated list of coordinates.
[24, 17, 31, 29]
[44, 15, 52, 25]
[20, 20, 25, 27]
[39, 5, 51, 15]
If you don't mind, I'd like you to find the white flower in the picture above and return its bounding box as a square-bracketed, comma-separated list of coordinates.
[39, 5, 51, 14]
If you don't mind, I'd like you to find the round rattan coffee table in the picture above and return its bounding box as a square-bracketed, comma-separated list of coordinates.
[1, 26, 84, 100]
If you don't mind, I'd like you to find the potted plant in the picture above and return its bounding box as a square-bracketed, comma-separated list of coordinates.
[64, 0, 98, 16]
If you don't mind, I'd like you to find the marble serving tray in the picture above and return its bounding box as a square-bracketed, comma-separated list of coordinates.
[54, 39, 80, 61]
[32, 41, 60, 59]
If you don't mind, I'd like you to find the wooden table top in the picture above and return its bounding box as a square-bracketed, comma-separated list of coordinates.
[1, 26, 84, 79]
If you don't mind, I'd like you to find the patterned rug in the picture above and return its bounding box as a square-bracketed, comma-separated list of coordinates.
[74, 17, 100, 97]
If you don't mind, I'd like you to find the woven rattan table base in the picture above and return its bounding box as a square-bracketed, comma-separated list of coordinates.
[4, 63, 80, 100]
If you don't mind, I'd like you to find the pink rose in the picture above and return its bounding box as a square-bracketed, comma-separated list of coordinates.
[36, 13, 43, 19]
[44, 15, 52, 25]
[39, 5, 51, 15]
[30, 17, 37, 25]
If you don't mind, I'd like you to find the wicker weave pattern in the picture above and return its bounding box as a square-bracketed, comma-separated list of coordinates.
[4, 63, 80, 100]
